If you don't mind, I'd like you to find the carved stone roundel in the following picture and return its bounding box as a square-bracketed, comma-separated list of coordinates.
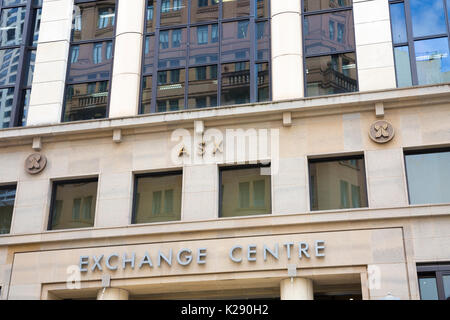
[25, 153, 47, 175]
[369, 120, 395, 144]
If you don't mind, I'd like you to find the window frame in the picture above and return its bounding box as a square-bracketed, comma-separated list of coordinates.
[61, 0, 119, 123]
[47, 177, 99, 231]
[131, 170, 183, 225]
[417, 263, 450, 300]
[307, 154, 368, 212]
[0, 183, 17, 235]
[218, 163, 272, 218]
[0, 0, 42, 128]
[388, 0, 450, 87]
[403, 146, 450, 205]
[139, 0, 272, 114]
[301, 0, 359, 97]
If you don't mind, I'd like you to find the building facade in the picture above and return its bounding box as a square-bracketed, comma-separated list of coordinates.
[0, 0, 449, 300]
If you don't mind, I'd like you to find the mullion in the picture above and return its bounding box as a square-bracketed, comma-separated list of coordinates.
[303, 6, 353, 17]
[305, 49, 356, 59]
[444, 0, 450, 56]
[403, 0, 418, 85]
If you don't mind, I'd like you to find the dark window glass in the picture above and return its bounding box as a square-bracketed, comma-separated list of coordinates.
[414, 37, 450, 85]
[0, 87, 14, 128]
[444, 275, 450, 299]
[405, 150, 450, 205]
[72, 0, 116, 42]
[221, 21, 250, 62]
[63, 81, 109, 122]
[191, 0, 218, 23]
[304, 0, 352, 12]
[221, 62, 250, 105]
[141, 0, 271, 113]
[156, 69, 185, 112]
[143, 35, 155, 75]
[419, 277, 439, 300]
[304, 11, 355, 56]
[305, 53, 357, 97]
[394, 46, 412, 87]
[188, 65, 218, 108]
[309, 157, 368, 211]
[160, 0, 187, 27]
[146, 0, 156, 33]
[67, 41, 113, 83]
[158, 28, 187, 68]
[49, 179, 98, 230]
[0, 186, 16, 235]
[0, 7, 25, 46]
[223, 0, 250, 19]
[256, 0, 269, 18]
[390, 3, 408, 44]
[18, 88, 31, 126]
[190, 24, 218, 65]
[257, 62, 269, 102]
[410, 0, 446, 38]
[220, 165, 271, 218]
[133, 172, 182, 224]
[256, 21, 269, 61]
[0, 48, 20, 86]
[141, 75, 152, 114]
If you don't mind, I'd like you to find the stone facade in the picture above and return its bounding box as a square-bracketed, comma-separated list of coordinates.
[0, 0, 449, 300]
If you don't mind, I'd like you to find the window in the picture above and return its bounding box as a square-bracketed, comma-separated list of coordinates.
[0, 0, 42, 128]
[132, 171, 182, 224]
[140, 0, 271, 114]
[417, 264, 450, 300]
[63, 0, 116, 122]
[220, 164, 271, 218]
[302, 0, 358, 97]
[405, 149, 450, 205]
[389, 0, 450, 87]
[48, 178, 98, 230]
[309, 156, 368, 211]
[0, 185, 16, 235]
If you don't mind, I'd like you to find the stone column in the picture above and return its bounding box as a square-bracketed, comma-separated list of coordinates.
[97, 288, 129, 300]
[280, 278, 314, 300]
[353, 0, 397, 91]
[271, 0, 304, 100]
[27, 0, 73, 125]
[108, 0, 145, 118]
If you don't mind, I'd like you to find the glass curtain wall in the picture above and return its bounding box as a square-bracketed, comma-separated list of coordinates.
[302, 0, 358, 97]
[389, 0, 450, 87]
[62, 0, 117, 122]
[140, 0, 271, 114]
[0, 0, 42, 128]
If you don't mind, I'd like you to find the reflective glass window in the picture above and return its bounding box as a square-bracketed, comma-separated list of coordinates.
[220, 165, 271, 218]
[309, 157, 368, 211]
[394, 46, 413, 87]
[223, 0, 250, 19]
[390, 3, 408, 44]
[0, 186, 16, 235]
[188, 65, 217, 108]
[49, 179, 98, 230]
[414, 37, 450, 85]
[303, 0, 352, 12]
[304, 11, 355, 56]
[221, 62, 250, 105]
[405, 150, 450, 205]
[72, 0, 116, 42]
[133, 172, 182, 224]
[156, 69, 185, 112]
[63, 81, 109, 122]
[410, 0, 446, 38]
[419, 277, 439, 300]
[305, 53, 357, 97]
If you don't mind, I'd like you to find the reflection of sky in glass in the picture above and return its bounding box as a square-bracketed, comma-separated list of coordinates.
[410, 0, 446, 37]
[415, 37, 450, 85]
[390, 3, 407, 44]
[406, 151, 450, 205]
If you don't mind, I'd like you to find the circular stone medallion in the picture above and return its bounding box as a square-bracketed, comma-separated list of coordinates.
[369, 120, 395, 144]
[25, 153, 47, 175]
